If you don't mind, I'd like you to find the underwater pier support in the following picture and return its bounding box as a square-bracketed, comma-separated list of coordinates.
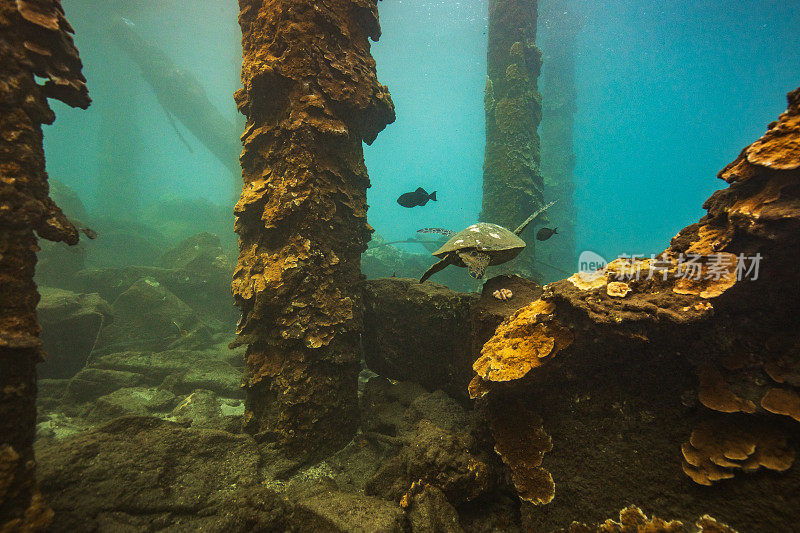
[233, 0, 394, 461]
[0, 0, 90, 529]
[481, 0, 545, 276]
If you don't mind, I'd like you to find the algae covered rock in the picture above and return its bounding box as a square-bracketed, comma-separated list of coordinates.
[89, 348, 242, 397]
[159, 232, 237, 323]
[362, 278, 479, 399]
[38, 287, 112, 379]
[87, 387, 177, 421]
[62, 367, 145, 404]
[36, 416, 262, 531]
[91, 278, 204, 355]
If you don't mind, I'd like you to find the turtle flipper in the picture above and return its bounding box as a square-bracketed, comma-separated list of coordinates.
[420, 256, 452, 283]
[458, 250, 490, 279]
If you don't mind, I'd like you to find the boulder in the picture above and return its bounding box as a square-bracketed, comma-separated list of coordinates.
[36, 181, 91, 290]
[38, 287, 113, 379]
[365, 419, 491, 507]
[361, 379, 494, 509]
[36, 417, 262, 531]
[89, 348, 242, 397]
[286, 479, 406, 532]
[91, 278, 204, 355]
[362, 278, 479, 399]
[170, 389, 224, 428]
[75, 233, 237, 324]
[35, 416, 404, 532]
[159, 232, 237, 324]
[62, 368, 145, 404]
[87, 387, 175, 421]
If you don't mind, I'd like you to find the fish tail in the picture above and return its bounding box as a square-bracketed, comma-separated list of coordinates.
[430, 191, 437, 201]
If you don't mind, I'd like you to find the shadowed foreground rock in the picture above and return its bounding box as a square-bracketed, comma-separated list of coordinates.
[36, 417, 374, 532]
[232, 0, 394, 462]
[0, 0, 90, 529]
[362, 276, 541, 400]
[469, 88, 800, 530]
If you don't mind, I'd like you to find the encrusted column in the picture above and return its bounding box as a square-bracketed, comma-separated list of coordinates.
[0, 0, 90, 529]
[481, 0, 544, 276]
[233, 0, 394, 461]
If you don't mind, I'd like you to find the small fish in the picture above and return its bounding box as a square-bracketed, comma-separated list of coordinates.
[536, 227, 558, 241]
[79, 226, 97, 240]
[397, 187, 437, 208]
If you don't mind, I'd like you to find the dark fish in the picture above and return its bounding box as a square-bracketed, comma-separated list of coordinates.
[397, 187, 437, 208]
[536, 227, 558, 241]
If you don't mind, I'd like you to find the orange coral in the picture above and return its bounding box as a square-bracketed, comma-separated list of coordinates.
[744, 98, 800, 170]
[560, 506, 739, 533]
[681, 420, 795, 485]
[568, 270, 608, 291]
[606, 281, 631, 298]
[488, 399, 554, 505]
[695, 515, 739, 533]
[560, 506, 686, 532]
[760, 388, 800, 422]
[468, 375, 492, 400]
[672, 253, 738, 299]
[696, 365, 755, 414]
[473, 299, 573, 385]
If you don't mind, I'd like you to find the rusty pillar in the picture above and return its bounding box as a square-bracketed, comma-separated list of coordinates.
[0, 0, 90, 529]
[233, 0, 394, 461]
[481, 0, 545, 276]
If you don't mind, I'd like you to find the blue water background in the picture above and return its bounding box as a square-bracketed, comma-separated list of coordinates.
[43, 0, 800, 274]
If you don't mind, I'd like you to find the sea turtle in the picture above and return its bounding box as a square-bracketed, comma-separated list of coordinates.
[418, 201, 555, 283]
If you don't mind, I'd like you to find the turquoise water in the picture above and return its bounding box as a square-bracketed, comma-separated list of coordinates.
[43, 0, 800, 272]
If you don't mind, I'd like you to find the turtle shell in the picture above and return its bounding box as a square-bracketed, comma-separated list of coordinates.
[433, 223, 526, 265]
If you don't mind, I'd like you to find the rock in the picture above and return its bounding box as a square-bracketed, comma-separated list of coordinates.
[141, 196, 237, 256]
[36, 241, 87, 292]
[74, 234, 237, 325]
[91, 278, 205, 355]
[365, 419, 491, 506]
[159, 232, 238, 324]
[87, 387, 167, 421]
[37, 379, 68, 410]
[286, 479, 406, 532]
[362, 278, 480, 399]
[171, 389, 223, 427]
[83, 218, 167, 268]
[74, 266, 167, 303]
[37, 287, 113, 379]
[89, 349, 242, 397]
[406, 484, 464, 533]
[36, 417, 262, 531]
[361, 382, 494, 509]
[35, 416, 404, 532]
[470, 274, 542, 355]
[62, 368, 145, 404]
